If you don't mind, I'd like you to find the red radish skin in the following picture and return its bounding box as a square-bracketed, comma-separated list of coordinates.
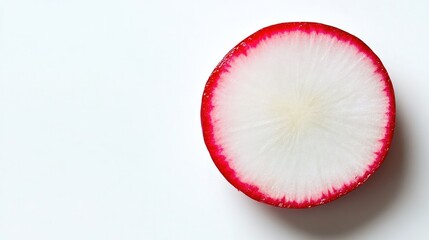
[201, 22, 395, 208]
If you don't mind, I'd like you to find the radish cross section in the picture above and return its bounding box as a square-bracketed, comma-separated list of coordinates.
[201, 22, 395, 208]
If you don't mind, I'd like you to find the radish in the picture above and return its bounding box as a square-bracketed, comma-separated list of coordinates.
[201, 22, 395, 208]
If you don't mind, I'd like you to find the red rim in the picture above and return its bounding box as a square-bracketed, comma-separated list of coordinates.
[201, 22, 395, 208]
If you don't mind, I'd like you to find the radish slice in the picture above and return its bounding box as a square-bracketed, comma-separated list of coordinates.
[201, 22, 395, 208]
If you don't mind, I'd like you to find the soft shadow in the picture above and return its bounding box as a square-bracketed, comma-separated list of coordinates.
[257, 106, 408, 237]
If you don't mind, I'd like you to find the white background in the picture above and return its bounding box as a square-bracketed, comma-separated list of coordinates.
[0, 0, 427, 239]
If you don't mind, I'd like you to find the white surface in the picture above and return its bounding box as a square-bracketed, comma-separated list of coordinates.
[212, 31, 390, 203]
[0, 0, 427, 239]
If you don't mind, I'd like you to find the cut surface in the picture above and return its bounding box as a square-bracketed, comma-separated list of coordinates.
[201, 23, 395, 208]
